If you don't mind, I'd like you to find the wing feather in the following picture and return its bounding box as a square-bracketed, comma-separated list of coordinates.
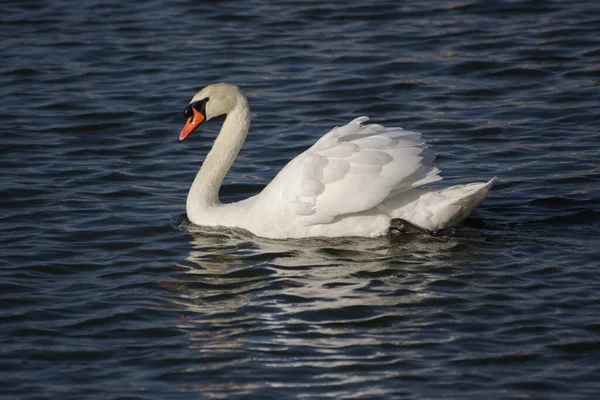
[258, 116, 442, 223]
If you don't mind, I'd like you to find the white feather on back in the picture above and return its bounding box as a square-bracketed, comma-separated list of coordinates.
[258, 117, 441, 224]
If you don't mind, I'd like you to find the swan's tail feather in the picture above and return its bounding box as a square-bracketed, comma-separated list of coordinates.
[387, 177, 497, 231]
[442, 177, 497, 227]
[449, 177, 496, 203]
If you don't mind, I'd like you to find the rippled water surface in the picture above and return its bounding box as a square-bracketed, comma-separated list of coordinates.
[2, 0, 600, 398]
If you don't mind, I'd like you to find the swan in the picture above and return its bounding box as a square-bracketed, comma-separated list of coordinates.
[178, 83, 495, 239]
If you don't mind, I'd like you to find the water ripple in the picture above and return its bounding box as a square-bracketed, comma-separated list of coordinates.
[1, 0, 600, 399]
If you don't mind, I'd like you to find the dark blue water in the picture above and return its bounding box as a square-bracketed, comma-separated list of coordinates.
[2, 0, 600, 398]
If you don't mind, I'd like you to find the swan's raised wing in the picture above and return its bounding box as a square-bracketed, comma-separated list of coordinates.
[260, 117, 441, 224]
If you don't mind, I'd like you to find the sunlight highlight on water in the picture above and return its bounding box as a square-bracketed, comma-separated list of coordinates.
[1, 1, 599, 399]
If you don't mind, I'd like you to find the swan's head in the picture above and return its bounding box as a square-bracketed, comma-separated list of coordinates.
[178, 83, 242, 142]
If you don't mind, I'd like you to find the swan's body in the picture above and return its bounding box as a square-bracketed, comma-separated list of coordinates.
[179, 83, 495, 239]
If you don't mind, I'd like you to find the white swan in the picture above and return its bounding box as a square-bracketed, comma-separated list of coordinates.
[178, 83, 495, 239]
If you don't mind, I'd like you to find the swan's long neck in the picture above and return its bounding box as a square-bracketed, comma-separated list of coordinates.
[187, 94, 250, 213]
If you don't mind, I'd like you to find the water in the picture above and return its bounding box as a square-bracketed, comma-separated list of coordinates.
[1, 0, 599, 398]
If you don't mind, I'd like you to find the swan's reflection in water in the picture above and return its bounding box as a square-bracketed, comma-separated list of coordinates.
[166, 225, 484, 396]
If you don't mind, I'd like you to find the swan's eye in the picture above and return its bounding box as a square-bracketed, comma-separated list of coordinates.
[193, 97, 209, 113]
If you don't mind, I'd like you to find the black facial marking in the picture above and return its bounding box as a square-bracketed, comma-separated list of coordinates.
[183, 105, 193, 119]
[183, 97, 209, 120]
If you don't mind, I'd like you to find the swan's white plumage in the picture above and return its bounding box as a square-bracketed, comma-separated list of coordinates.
[262, 116, 443, 226]
[181, 83, 495, 239]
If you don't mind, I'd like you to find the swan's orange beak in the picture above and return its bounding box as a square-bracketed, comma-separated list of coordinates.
[179, 108, 205, 142]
